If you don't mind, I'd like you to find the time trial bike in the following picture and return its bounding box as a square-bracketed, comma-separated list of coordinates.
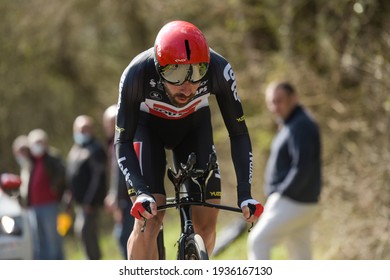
[142, 152, 255, 260]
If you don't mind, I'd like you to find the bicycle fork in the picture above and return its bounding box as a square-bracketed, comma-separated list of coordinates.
[177, 202, 194, 259]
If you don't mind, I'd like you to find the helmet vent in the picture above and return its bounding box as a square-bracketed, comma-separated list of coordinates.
[185, 39, 191, 61]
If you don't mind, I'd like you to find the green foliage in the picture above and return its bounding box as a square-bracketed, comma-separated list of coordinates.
[1, 0, 389, 259]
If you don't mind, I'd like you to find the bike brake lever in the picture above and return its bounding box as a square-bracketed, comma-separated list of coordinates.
[140, 201, 152, 233]
[141, 218, 147, 232]
[209, 152, 217, 165]
[203, 152, 218, 183]
[246, 204, 258, 232]
[206, 152, 217, 172]
[248, 222, 254, 232]
[184, 153, 196, 171]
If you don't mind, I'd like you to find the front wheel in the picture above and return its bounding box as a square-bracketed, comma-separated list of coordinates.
[182, 233, 209, 260]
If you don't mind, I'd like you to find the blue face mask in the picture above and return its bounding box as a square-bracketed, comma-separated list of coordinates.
[73, 133, 92, 145]
[16, 155, 30, 167]
[30, 143, 45, 157]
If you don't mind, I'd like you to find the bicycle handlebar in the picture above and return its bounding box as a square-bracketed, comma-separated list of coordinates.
[157, 200, 241, 213]
[141, 152, 258, 234]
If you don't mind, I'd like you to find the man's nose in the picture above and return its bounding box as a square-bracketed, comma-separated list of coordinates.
[180, 81, 194, 96]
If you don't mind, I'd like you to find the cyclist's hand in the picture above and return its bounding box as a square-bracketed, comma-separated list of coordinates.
[130, 194, 157, 220]
[240, 199, 264, 223]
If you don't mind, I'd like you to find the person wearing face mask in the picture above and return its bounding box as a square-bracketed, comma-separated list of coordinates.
[26, 128, 66, 260]
[65, 115, 108, 260]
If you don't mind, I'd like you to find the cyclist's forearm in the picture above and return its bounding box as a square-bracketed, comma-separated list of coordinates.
[114, 141, 150, 196]
[230, 133, 253, 206]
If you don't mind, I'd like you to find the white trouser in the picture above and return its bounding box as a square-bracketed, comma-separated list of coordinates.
[247, 192, 319, 260]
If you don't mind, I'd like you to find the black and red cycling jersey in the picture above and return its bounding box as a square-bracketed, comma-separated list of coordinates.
[115, 47, 254, 206]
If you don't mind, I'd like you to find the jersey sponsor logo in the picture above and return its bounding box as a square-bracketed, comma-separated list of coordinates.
[249, 152, 253, 184]
[117, 143, 143, 187]
[236, 115, 245, 122]
[149, 79, 157, 88]
[128, 188, 135, 195]
[149, 91, 163, 100]
[157, 81, 164, 91]
[140, 94, 210, 119]
[195, 83, 208, 96]
[200, 80, 207, 87]
[209, 191, 222, 198]
[115, 125, 125, 133]
[118, 156, 132, 186]
[223, 63, 241, 102]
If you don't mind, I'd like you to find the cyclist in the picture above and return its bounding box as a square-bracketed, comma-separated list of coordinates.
[115, 20, 263, 260]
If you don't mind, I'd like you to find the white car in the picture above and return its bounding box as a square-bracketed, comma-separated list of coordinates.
[0, 174, 33, 260]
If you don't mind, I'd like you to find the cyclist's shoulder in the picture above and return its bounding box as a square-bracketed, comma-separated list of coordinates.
[207, 48, 238, 96]
[122, 48, 155, 75]
[209, 48, 229, 68]
[133, 47, 155, 64]
[208, 48, 236, 84]
[119, 48, 155, 95]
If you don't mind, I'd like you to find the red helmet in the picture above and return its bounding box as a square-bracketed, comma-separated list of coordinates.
[154, 20, 210, 66]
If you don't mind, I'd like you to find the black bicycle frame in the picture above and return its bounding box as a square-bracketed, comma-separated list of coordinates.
[157, 152, 242, 259]
[177, 197, 195, 259]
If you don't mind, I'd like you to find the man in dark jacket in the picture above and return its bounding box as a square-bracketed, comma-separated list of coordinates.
[66, 115, 107, 260]
[248, 82, 322, 259]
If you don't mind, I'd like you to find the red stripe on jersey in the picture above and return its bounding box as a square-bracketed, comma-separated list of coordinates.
[133, 142, 143, 175]
[150, 99, 201, 119]
[140, 94, 210, 120]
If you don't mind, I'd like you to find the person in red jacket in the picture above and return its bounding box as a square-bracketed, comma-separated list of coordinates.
[26, 128, 66, 259]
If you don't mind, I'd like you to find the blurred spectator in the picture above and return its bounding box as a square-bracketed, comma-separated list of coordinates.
[25, 129, 66, 260]
[12, 135, 32, 202]
[66, 115, 107, 260]
[103, 104, 134, 259]
[11, 135, 37, 259]
[248, 81, 322, 259]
